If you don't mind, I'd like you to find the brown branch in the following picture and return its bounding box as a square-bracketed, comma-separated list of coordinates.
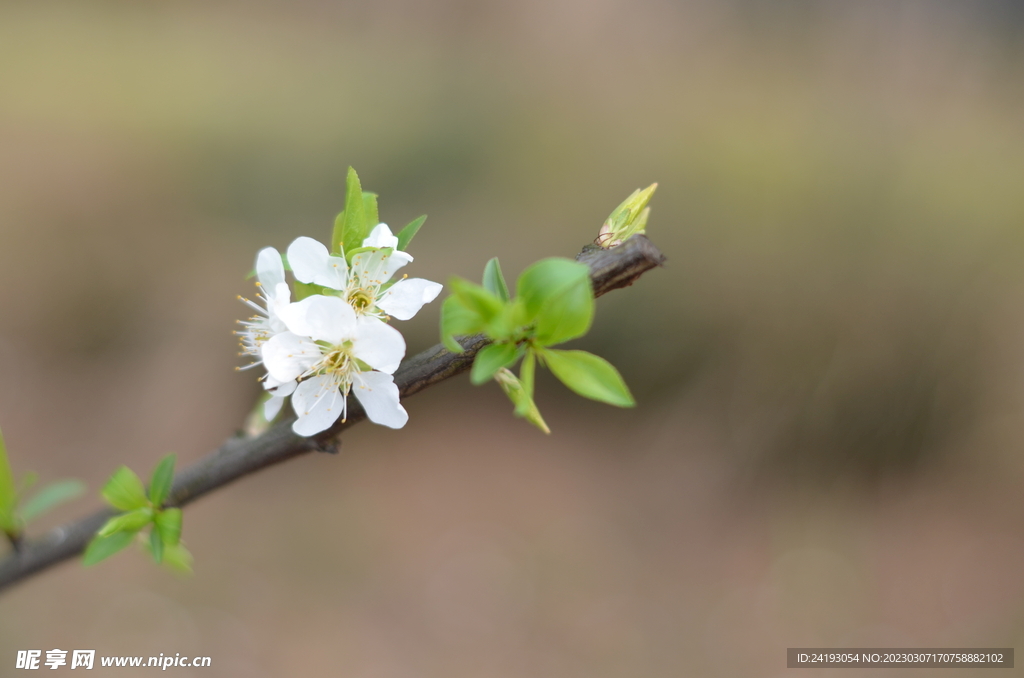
[0, 235, 665, 593]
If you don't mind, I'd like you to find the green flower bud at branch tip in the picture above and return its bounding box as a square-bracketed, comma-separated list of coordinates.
[597, 182, 657, 248]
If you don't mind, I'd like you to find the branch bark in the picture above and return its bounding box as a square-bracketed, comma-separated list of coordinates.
[0, 235, 665, 593]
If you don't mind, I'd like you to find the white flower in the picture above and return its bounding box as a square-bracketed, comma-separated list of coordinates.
[261, 375, 296, 420]
[236, 247, 296, 419]
[286, 224, 442, 321]
[262, 294, 409, 435]
[237, 247, 292, 364]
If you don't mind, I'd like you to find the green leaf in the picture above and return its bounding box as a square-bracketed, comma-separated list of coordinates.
[154, 508, 183, 548]
[516, 258, 594, 345]
[20, 479, 86, 523]
[161, 541, 194, 574]
[519, 348, 537, 407]
[449, 277, 503, 320]
[396, 215, 426, 251]
[0, 426, 17, 534]
[149, 529, 164, 564]
[494, 368, 550, 434]
[341, 167, 367, 253]
[540, 349, 636, 407]
[101, 466, 149, 512]
[440, 296, 482, 353]
[533, 277, 592, 345]
[148, 454, 175, 508]
[451, 277, 521, 341]
[362, 192, 379, 232]
[471, 342, 521, 385]
[331, 209, 346, 254]
[482, 258, 510, 302]
[83, 531, 136, 566]
[97, 507, 154, 537]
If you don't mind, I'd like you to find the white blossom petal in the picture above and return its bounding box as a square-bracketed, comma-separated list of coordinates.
[352, 249, 411, 287]
[352, 371, 408, 429]
[264, 375, 297, 397]
[377, 278, 443, 320]
[266, 282, 292, 331]
[277, 295, 356, 344]
[351, 249, 389, 284]
[353, 317, 406, 374]
[264, 394, 285, 420]
[256, 247, 285, 291]
[287, 237, 349, 290]
[318, 253, 349, 290]
[262, 332, 322, 382]
[287, 237, 330, 285]
[362, 223, 399, 249]
[382, 250, 414, 275]
[292, 375, 345, 436]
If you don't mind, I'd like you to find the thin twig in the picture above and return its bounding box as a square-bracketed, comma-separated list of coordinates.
[0, 235, 665, 593]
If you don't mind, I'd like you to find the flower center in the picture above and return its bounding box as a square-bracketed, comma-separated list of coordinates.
[318, 340, 356, 377]
[348, 288, 374, 311]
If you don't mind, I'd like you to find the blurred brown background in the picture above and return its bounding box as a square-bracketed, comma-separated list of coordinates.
[2, 1, 1024, 676]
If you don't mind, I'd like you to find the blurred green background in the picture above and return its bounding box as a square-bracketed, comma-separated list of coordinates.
[2, 1, 1024, 675]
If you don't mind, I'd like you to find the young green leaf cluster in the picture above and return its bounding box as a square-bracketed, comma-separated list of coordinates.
[84, 455, 192, 572]
[0, 426, 84, 548]
[441, 257, 635, 432]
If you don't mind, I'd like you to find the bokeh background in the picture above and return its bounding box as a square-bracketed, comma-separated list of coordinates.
[2, 1, 1024, 676]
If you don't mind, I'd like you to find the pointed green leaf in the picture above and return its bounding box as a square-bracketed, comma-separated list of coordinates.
[540, 349, 636, 407]
[83, 530, 136, 566]
[494, 368, 550, 434]
[519, 348, 537, 407]
[148, 454, 175, 508]
[20, 479, 86, 523]
[440, 296, 482, 353]
[449, 277, 509, 335]
[331, 209, 347, 254]
[471, 342, 521, 385]
[396, 215, 426, 251]
[0, 426, 17, 533]
[482, 258, 510, 302]
[362, 192, 379, 232]
[97, 507, 154, 537]
[517, 258, 588, 317]
[154, 508, 183, 548]
[149, 529, 164, 564]
[162, 542, 194, 573]
[533, 278, 592, 345]
[341, 167, 367, 253]
[516, 258, 594, 345]
[102, 466, 149, 512]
